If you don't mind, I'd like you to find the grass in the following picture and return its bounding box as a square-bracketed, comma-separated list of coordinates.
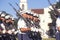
[42, 38, 56, 40]
[16, 38, 56, 40]
[16, 37, 56, 40]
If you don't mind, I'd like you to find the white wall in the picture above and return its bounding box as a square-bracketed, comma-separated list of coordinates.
[39, 6, 53, 38]
[20, 0, 28, 10]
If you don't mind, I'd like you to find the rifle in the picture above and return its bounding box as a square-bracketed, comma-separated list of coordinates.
[15, 2, 22, 11]
[9, 3, 20, 17]
[48, 7, 57, 19]
[48, 0, 60, 16]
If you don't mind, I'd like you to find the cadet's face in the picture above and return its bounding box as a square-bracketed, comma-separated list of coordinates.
[29, 15, 33, 20]
[1, 17, 5, 21]
[6, 19, 10, 23]
[6, 19, 14, 24]
[27, 15, 33, 20]
[58, 10, 60, 13]
[6, 19, 12, 23]
[22, 13, 28, 18]
[33, 17, 39, 22]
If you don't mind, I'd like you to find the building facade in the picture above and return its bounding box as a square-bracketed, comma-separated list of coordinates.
[20, 0, 28, 10]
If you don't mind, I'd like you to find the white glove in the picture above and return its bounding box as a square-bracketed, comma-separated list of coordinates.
[31, 27, 44, 33]
[38, 29, 44, 35]
[38, 29, 44, 33]
[35, 28, 39, 32]
[2, 30, 6, 34]
[8, 30, 12, 34]
[11, 29, 15, 32]
[31, 27, 36, 32]
[14, 31, 18, 35]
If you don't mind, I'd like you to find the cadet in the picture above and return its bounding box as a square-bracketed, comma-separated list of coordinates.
[17, 11, 34, 40]
[17, 10, 42, 40]
[32, 13, 42, 40]
[0, 12, 7, 40]
[26, 12, 42, 40]
[0, 12, 3, 40]
[55, 9, 60, 40]
[5, 15, 16, 40]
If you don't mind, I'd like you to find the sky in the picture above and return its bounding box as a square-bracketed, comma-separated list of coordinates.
[0, 0, 57, 18]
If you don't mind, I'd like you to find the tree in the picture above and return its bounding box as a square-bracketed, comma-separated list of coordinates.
[55, 1, 60, 9]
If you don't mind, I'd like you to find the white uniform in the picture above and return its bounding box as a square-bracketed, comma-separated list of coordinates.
[56, 17, 60, 32]
[17, 18, 32, 40]
[55, 17, 60, 40]
[18, 18, 27, 34]
[56, 17, 60, 27]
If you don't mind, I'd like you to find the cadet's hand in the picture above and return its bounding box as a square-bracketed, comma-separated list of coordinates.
[14, 31, 18, 35]
[31, 27, 36, 32]
[31, 27, 44, 33]
[20, 28, 31, 32]
[11, 29, 15, 32]
[2, 30, 6, 34]
[8, 30, 12, 34]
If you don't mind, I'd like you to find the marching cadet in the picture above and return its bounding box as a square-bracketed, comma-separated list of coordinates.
[17, 11, 34, 40]
[0, 12, 7, 40]
[32, 13, 42, 40]
[17, 10, 42, 40]
[26, 12, 42, 40]
[0, 12, 3, 40]
[0, 13, 6, 30]
[55, 9, 60, 40]
[5, 15, 16, 40]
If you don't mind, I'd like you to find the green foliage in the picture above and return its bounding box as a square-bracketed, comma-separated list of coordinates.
[49, 10, 57, 20]
[56, 2, 60, 9]
[42, 38, 56, 40]
[49, 10, 56, 27]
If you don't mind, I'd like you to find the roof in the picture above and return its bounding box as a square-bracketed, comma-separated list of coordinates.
[31, 9, 44, 14]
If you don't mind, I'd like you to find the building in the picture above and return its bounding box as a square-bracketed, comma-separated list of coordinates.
[20, 0, 28, 10]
